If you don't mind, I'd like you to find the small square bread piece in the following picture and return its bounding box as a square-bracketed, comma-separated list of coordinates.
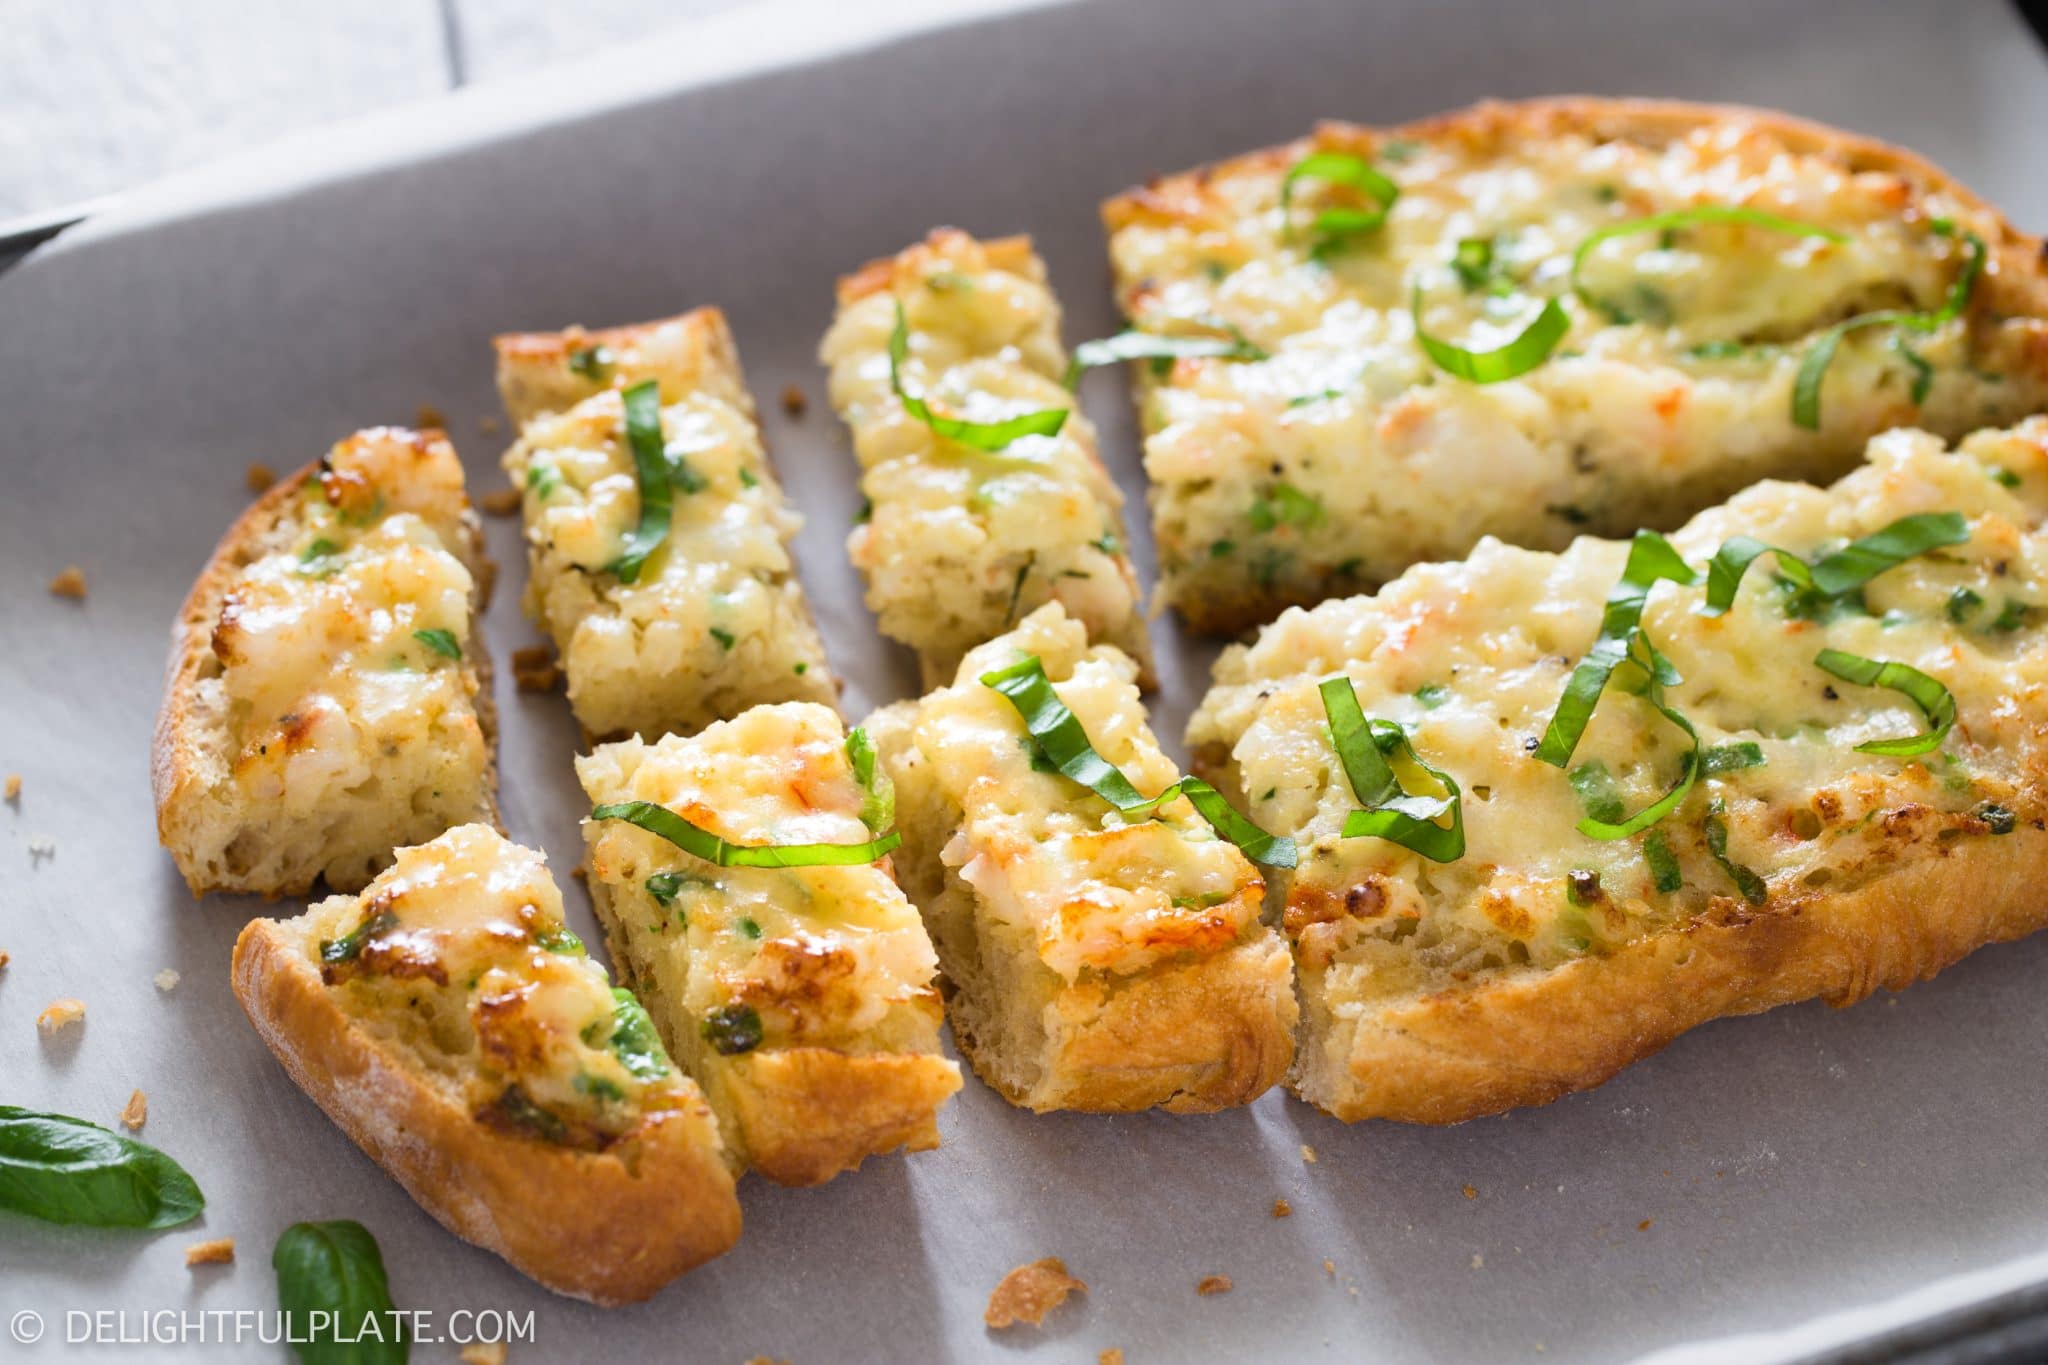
[494, 308, 837, 740]
[154, 427, 495, 896]
[1103, 97, 2048, 633]
[867, 603, 1296, 1113]
[1188, 418, 2048, 1124]
[232, 825, 740, 1304]
[576, 703, 962, 1186]
[821, 229, 1151, 688]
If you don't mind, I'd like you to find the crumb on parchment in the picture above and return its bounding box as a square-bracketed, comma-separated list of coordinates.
[479, 488, 522, 517]
[0, 951, 10, 972]
[460, 1345, 508, 1365]
[781, 384, 808, 417]
[155, 969, 181, 992]
[48, 566, 87, 599]
[1300, 1144, 1317, 1164]
[4, 774, 19, 802]
[1638, 1219, 1654, 1232]
[1099, 1352, 1123, 1365]
[478, 415, 503, 437]
[120, 1089, 147, 1131]
[28, 834, 55, 861]
[1272, 1198, 1292, 1218]
[37, 998, 84, 1036]
[184, 1238, 235, 1267]
[511, 646, 560, 693]
[245, 463, 276, 493]
[417, 404, 447, 430]
[1196, 1275, 1233, 1297]
[1462, 1184, 1477, 1200]
[985, 1258, 1085, 1329]
[1471, 1254, 1484, 1270]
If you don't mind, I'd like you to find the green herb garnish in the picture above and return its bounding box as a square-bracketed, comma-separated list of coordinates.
[1280, 150, 1400, 257]
[594, 988, 669, 1080]
[1318, 676, 1464, 861]
[1813, 649, 1957, 756]
[890, 303, 1067, 450]
[412, 627, 460, 660]
[1248, 482, 1323, 531]
[567, 343, 614, 379]
[591, 800, 899, 868]
[1698, 511, 1968, 617]
[702, 1003, 764, 1056]
[319, 910, 397, 965]
[708, 627, 735, 651]
[1643, 831, 1684, 893]
[1412, 285, 1569, 384]
[1536, 531, 1698, 768]
[607, 379, 672, 583]
[1947, 587, 1984, 624]
[1570, 205, 1845, 323]
[1414, 683, 1452, 710]
[845, 726, 895, 834]
[1064, 328, 1267, 388]
[1701, 742, 1766, 775]
[273, 1220, 406, 1365]
[1703, 799, 1768, 905]
[0, 1106, 205, 1229]
[534, 927, 585, 956]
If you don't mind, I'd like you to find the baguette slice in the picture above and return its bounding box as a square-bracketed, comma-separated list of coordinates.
[577, 704, 961, 1186]
[868, 602, 1295, 1113]
[232, 825, 740, 1304]
[1189, 417, 2048, 1123]
[154, 427, 496, 896]
[494, 308, 838, 741]
[822, 229, 1152, 688]
[1104, 97, 2048, 633]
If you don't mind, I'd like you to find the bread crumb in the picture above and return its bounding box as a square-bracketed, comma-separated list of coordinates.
[48, 566, 87, 599]
[0, 951, 10, 972]
[1638, 1218, 1654, 1232]
[511, 646, 560, 692]
[28, 834, 55, 861]
[4, 774, 19, 802]
[120, 1089, 147, 1131]
[1462, 1184, 1477, 1200]
[1272, 1198, 1292, 1218]
[1099, 1351, 1124, 1365]
[1470, 1253, 1484, 1270]
[1300, 1144, 1317, 1164]
[478, 414, 504, 436]
[479, 487, 522, 517]
[37, 998, 84, 1036]
[460, 1345, 508, 1365]
[1323, 1259, 1335, 1277]
[1196, 1275, 1233, 1296]
[245, 463, 276, 493]
[571, 862, 588, 882]
[184, 1238, 235, 1267]
[154, 969, 181, 993]
[417, 404, 447, 430]
[985, 1257, 1085, 1329]
[781, 384, 808, 417]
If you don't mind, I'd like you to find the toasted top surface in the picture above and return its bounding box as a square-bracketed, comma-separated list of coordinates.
[1106, 99, 2048, 600]
[493, 308, 753, 429]
[578, 705, 940, 1050]
[917, 605, 1263, 980]
[304, 824, 696, 1151]
[209, 428, 479, 791]
[1191, 419, 2048, 1000]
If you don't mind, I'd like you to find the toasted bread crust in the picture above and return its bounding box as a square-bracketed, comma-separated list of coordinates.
[492, 307, 755, 428]
[231, 918, 741, 1303]
[1299, 826, 2048, 1123]
[835, 229, 1039, 306]
[151, 447, 499, 897]
[1105, 97, 2048, 636]
[715, 1046, 960, 1186]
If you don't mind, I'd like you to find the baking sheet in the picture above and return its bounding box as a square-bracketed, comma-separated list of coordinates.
[5, 0, 2048, 1360]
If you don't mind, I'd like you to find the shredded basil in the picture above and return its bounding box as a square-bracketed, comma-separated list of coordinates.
[1813, 649, 1957, 756]
[1064, 328, 1267, 388]
[319, 910, 396, 965]
[1571, 206, 1846, 323]
[1703, 799, 1768, 905]
[1793, 219, 1986, 429]
[1947, 587, 1984, 624]
[1701, 742, 1766, 774]
[1412, 285, 1569, 384]
[702, 1003, 764, 1056]
[1537, 531, 1699, 768]
[1281, 150, 1400, 257]
[607, 379, 671, 583]
[645, 872, 685, 906]
[591, 800, 899, 867]
[587, 988, 669, 1081]
[1574, 634, 1701, 841]
[890, 303, 1067, 450]
[845, 726, 895, 834]
[1318, 677, 1464, 862]
[980, 655, 1295, 867]
[1698, 512, 1968, 617]
[1643, 831, 1684, 893]
[412, 627, 460, 660]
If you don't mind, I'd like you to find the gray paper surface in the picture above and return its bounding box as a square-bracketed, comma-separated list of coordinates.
[4, 1, 2047, 1360]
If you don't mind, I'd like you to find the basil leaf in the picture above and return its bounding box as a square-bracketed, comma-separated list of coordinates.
[591, 800, 900, 868]
[1703, 799, 1768, 906]
[1793, 220, 1986, 429]
[1702, 742, 1766, 774]
[1572, 634, 1702, 842]
[1281, 151, 1400, 257]
[845, 726, 895, 834]
[607, 380, 671, 584]
[1699, 512, 1967, 619]
[410, 628, 460, 660]
[1571, 206, 1846, 322]
[1813, 649, 1957, 756]
[600, 988, 669, 1081]
[1319, 677, 1465, 862]
[645, 872, 685, 906]
[1568, 760, 1626, 824]
[702, 1003, 763, 1056]
[0, 1106, 205, 1229]
[890, 303, 1067, 450]
[1412, 286, 1569, 384]
[1643, 830, 1684, 893]
[319, 910, 397, 966]
[273, 1220, 406, 1365]
[980, 655, 1295, 867]
[1064, 329, 1267, 389]
[1536, 531, 1699, 768]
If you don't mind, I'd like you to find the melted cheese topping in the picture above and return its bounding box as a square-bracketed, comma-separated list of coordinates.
[578, 704, 942, 1052]
[502, 365, 834, 740]
[211, 429, 482, 811]
[821, 231, 1148, 677]
[914, 605, 1262, 980]
[1108, 116, 2048, 622]
[1190, 419, 2048, 1002]
[311, 824, 691, 1148]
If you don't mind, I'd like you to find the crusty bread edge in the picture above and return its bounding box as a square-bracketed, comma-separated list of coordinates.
[150, 446, 501, 898]
[835, 227, 1039, 306]
[230, 917, 742, 1304]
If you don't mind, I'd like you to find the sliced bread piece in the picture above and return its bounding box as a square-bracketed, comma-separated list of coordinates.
[154, 427, 495, 896]
[577, 703, 961, 1186]
[232, 824, 740, 1303]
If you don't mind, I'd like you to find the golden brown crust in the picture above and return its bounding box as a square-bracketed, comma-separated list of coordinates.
[1105, 97, 2048, 636]
[151, 443, 499, 897]
[231, 919, 741, 1303]
[835, 228, 1038, 305]
[714, 1045, 962, 1187]
[1304, 826, 2048, 1123]
[492, 306, 754, 428]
